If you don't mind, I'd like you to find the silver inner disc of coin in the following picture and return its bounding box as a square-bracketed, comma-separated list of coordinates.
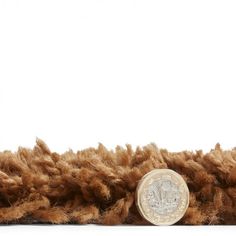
[146, 178, 181, 215]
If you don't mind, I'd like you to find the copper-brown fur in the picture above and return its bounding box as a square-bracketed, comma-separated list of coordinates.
[0, 139, 235, 225]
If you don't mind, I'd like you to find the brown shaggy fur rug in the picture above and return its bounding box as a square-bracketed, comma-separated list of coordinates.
[0, 139, 235, 225]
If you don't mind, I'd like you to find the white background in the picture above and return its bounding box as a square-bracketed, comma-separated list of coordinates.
[0, 0, 236, 235]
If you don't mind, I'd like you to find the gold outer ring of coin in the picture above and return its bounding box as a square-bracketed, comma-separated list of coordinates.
[135, 169, 190, 226]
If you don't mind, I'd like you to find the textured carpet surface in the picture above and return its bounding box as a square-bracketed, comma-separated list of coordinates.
[0, 139, 236, 225]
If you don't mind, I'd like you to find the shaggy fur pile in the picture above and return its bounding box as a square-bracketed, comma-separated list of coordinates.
[0, 139, 236, 225]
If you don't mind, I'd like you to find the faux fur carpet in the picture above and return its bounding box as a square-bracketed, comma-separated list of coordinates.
[0, 139, 235, 225]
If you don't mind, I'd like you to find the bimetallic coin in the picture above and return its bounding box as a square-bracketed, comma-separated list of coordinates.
[136, 169, 189, 226]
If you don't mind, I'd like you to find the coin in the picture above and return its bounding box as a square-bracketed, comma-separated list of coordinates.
[136, 169, 189, 226]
